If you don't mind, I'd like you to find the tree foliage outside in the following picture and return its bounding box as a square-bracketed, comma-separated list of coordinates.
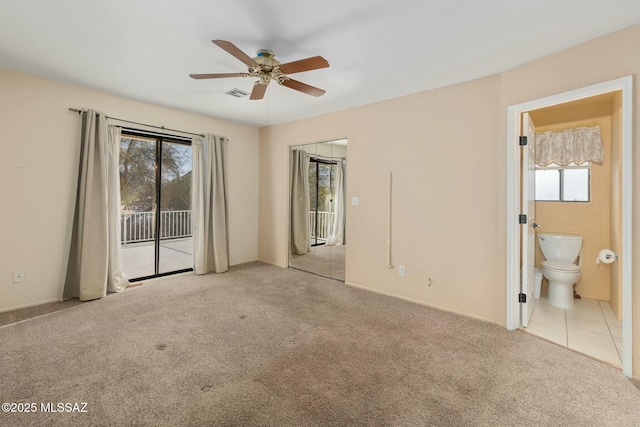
[119, 137, 192, 212]
[308, 161, 335, 213]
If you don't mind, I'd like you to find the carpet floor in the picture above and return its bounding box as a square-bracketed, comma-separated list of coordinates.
[1, 262, 639, 426]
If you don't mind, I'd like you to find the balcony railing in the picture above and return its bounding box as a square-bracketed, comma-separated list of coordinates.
[121, 210, 192, 245]
[310, 211, 334, 241]
[121, 210, 330, 245]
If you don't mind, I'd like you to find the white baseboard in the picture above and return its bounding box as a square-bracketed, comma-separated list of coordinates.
[257, 258, 286, 268]
[0, 298, 62, 314]
[345, 280, 502, 328]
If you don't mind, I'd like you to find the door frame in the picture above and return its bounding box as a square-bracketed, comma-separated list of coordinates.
[505, 76, 633, 378]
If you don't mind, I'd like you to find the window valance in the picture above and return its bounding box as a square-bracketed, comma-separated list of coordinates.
[535, 126, 604, 166]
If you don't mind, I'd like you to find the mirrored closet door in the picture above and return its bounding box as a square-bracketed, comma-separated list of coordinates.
[289, 139, 347, 281]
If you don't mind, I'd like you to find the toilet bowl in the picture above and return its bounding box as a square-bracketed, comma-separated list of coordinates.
[541, 261, 581, 309]
[538, 233, 583, 309]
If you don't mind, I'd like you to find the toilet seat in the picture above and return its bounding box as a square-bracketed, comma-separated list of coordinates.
[542, 260, 580, 273]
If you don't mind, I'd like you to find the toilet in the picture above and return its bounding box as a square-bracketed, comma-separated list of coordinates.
[537, 233, 583, 309]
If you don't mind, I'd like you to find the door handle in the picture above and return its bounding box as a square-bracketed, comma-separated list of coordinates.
[532, 223, 541, 229]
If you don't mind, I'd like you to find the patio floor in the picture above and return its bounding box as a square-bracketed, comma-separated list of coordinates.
[121, 238, 193, 280]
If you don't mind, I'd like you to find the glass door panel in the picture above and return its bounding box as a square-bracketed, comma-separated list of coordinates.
[316, 162, 334, 246]
[309, 160, 336, 247]
[308, 161, 318, 246]
[159, 142, 193, 274]
[120, 133, 193, 281]
[119, 137, 157, 279]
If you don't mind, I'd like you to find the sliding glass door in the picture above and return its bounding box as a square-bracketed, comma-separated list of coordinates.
[308, 158, 337, 246]
[119, 132, 193, 281]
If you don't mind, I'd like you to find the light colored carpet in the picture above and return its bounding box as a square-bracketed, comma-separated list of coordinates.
[1, 262, 639, 426]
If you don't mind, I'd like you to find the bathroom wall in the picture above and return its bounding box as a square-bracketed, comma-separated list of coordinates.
[529, 97, 612, 300]
[610, 92, 623, 319]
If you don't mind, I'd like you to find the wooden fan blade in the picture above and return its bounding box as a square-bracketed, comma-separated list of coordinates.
[250, 83, 268, 100]
[212, 40, 258, 67]
[189, 73, 250, 79]
[281, 78, 326, 97]
[278, 56, 329, 75]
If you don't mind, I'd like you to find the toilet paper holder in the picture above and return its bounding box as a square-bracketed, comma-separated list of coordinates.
[596, 249, 618, 264]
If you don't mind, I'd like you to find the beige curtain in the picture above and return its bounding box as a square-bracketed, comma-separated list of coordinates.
[64, 111, 129, 300]
[106, 126, 129, 292]
[535, 126, 604, 166]
[192, 134, 229, 274]
[290, 149, 310, 255]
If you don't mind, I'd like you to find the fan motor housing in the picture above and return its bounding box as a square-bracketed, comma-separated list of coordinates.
[254, 49, 280, 70]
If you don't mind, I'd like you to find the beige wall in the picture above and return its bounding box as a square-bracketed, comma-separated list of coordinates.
[260, 75, 504, 323]
[259, 24, 640, 378]
[529, 101, 612, 300]
[0, 68, 260, 312]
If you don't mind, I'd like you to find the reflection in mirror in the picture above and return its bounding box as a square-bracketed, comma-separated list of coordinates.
[289, 139, 347, 281]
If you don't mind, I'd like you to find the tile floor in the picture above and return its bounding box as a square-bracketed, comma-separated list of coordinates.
[525, 288, 623, 368]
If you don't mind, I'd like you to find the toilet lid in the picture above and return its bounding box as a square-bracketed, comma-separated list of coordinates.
[542, 260, 580, 272]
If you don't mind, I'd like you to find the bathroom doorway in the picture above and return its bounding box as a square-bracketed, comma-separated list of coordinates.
[506, 76, 633, 377]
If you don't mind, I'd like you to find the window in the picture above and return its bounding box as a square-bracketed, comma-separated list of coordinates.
[535, 163, 590, 202]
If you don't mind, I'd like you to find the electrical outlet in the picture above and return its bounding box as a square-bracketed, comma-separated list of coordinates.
[13, 271, 25, 283]
[351, 196, 360, 206]
[399, 266, 406, 276]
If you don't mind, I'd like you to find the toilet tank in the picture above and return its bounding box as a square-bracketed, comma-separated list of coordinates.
[537, 233, 583, 263]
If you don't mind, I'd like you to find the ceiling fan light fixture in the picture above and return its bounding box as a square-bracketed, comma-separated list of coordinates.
[258, 74, 271, 85]
[253, 49, 280, 70]
[190, 40, 329, 100]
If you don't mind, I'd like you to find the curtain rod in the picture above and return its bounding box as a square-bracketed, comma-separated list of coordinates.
[309, 156, 339, 164]
[307, 153, 346, 162]
[68, 108, 205, 138]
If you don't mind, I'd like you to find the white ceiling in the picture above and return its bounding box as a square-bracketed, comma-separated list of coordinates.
[1, 1, 639, 128]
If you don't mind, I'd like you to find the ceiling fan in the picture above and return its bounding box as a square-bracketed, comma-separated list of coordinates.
[189, 40, 329, 100]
